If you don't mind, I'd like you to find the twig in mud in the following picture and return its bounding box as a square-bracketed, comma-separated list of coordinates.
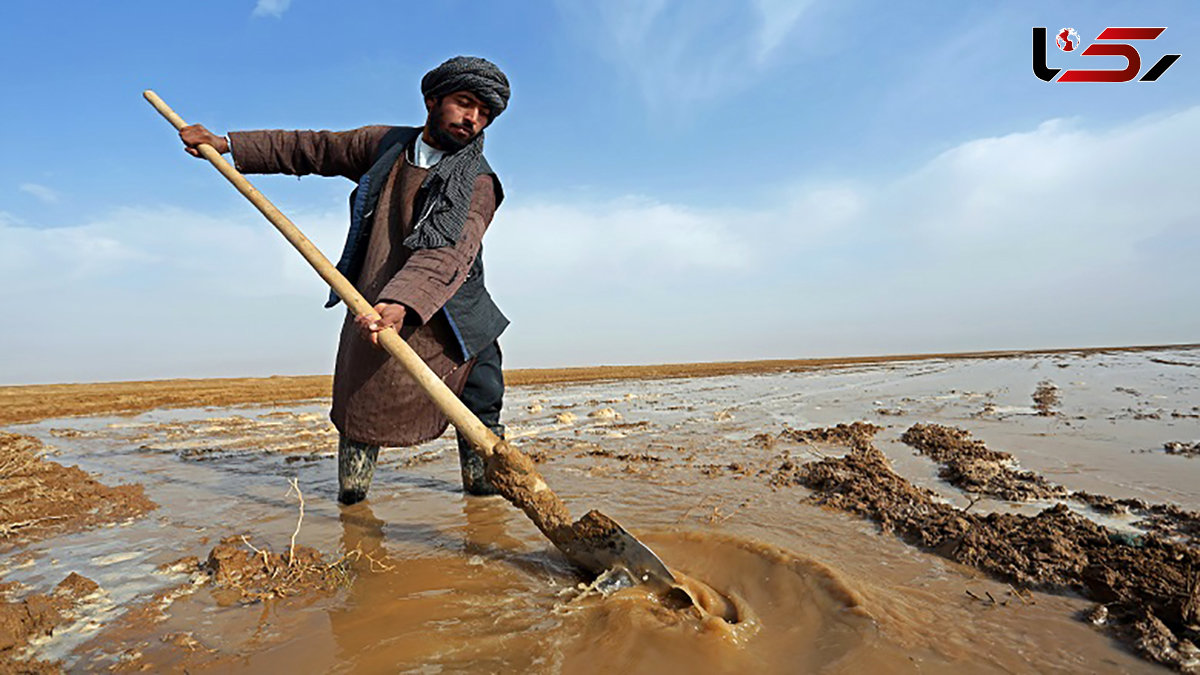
[337, 546, 395, 574]
[285, 478, 304, 567]
[359, 549, 394, 573]
[0, 514, 68, 537]
[240, 534, 273, 573]
[963, 495, 984, 513]
[1007, 584, 1027, 605]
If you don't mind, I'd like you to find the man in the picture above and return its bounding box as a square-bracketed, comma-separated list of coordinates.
[179, 56, 511, 502]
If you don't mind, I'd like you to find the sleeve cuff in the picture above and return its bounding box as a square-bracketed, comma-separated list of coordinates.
[377, 282, 442, 324]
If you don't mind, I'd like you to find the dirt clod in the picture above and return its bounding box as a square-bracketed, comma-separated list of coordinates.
[199, 536, 350, 604]
[53, 573, 99, 600]
[0, 432, 155, 548]
[777, 434, 1200, 672]
[0, 573, 99, 672]
[1033, 380, 1060, 416]
[1164, 441, 1200, 458]
[780, 422, 882, 447]
[901, 424, 1068, 501]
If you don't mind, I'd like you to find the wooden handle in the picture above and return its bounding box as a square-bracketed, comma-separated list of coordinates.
[144, 90, 500, 456]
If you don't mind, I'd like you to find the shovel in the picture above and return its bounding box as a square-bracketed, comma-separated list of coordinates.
[144, 90, 690, 601]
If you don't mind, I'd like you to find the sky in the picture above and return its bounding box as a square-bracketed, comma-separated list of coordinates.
[1, 1, 1197, 384]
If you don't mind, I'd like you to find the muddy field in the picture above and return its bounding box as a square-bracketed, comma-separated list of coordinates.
[2, 345, 1199, 672]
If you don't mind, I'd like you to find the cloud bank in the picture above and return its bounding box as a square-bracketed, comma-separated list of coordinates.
[1, 107, 1196, 383]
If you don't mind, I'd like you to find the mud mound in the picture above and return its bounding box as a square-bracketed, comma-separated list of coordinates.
[777, 439, 1200, 672]
[1033, 380, 1060, 416]
[1164, 441, 1200, 458]
[0, 432, 155, 548]
[900, 424, 1068, 501]
[587, 408, 621, 421]
[780, 422, 882, 447]
[1074, 492, 1200, 547]
[0, 573, 100, 673]
[199, 536, 352, 605]
[899, 425, 1200, 545]
[766, 422, 883, 489]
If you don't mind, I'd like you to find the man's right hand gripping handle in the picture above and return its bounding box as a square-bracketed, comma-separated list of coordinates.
[179, 124, 230, 157]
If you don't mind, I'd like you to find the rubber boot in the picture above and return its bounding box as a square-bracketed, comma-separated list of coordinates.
[457, 425, 504, 496]
[338, 436, 379, 505]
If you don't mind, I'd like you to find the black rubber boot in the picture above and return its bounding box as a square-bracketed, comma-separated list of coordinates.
[456, 340, 506, 496]
[457, 425, 503, 496]
[338, 436, 379, 505]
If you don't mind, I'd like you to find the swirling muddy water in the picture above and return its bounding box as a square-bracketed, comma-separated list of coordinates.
[4, 348, 1198, 672]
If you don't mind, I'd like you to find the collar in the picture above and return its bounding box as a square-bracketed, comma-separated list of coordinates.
[411, 131, 446, 169]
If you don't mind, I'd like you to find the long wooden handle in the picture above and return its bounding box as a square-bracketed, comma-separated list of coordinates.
[144, 90, 500, 456]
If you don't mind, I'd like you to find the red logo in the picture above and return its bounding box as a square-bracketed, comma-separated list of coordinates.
[1056, 27, 1082, 52]
[1033, 26, 1181, 82]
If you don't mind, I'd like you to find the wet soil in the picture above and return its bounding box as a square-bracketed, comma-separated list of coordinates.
[1033, 380, 1061, 416]
[199, 536, 351, 605]
[774, 426, 1200, 672]
[0, 573, 100, 673]
[0, 432, 154, 548]
[1165, 441, 1200, 458]
[895, 423, 1200, 548]
[1073, 492, 1200, 547]
[781, 421, 883, 446]
[2, 346, 1199, 672]
[0, 432, 155, 672]
[900, 423, 1068, 501]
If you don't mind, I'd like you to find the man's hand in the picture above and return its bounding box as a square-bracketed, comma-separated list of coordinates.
[355, 302, 407, 348]
[179, 124, 230, 157]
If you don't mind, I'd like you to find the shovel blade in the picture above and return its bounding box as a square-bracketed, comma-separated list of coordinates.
[559, 513, 679, 594]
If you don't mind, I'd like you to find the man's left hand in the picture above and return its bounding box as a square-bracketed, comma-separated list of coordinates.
[355, 302, 407, 348]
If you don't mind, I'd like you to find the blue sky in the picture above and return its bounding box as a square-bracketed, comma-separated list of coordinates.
[1, 1, 1197, 384]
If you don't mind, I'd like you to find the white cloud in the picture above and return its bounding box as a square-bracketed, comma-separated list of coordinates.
[1, 107, 1197, 382]
[487, 106, 1200, 367]
[19, 182, 59, 204]
[0, 205, 348, 384]
[491, 195, 751, 280]
[252, 0, 292, 18]
[559, 0, 816, 108]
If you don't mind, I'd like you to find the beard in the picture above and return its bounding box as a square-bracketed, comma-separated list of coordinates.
[427, 105, 472, 153]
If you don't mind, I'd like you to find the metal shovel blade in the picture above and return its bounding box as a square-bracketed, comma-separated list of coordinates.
[558, 516, 679, 594]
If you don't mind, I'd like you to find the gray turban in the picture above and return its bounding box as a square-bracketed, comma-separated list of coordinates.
[421, 56, 510, 119]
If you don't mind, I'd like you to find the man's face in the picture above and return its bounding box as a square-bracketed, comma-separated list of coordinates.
[425, 90, 492, 152]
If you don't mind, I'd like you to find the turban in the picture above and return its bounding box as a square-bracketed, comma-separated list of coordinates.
[421, 56, 511, 119]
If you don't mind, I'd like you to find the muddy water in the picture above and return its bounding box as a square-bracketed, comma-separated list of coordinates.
[4, 348, 1198, 672]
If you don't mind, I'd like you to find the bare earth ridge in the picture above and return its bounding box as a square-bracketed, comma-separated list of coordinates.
[2, 343, 1194, 426]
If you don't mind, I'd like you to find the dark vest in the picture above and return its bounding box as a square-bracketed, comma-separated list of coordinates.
[325, 126, 508, 360]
